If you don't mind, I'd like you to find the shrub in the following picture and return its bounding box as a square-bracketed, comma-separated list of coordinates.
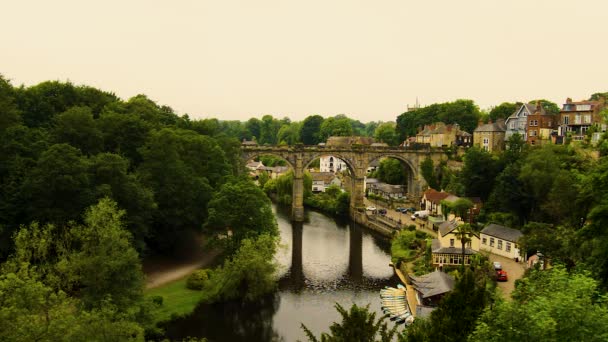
[186, 269, 211, 290]
[151, 295, 164, 306]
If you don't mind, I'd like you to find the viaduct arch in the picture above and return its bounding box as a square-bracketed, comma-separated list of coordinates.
[241, 145, 445, 222]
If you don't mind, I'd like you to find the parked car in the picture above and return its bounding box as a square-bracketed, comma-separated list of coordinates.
[395, 207, 405, 212]
[366, 206, 377, 211]
[405, 207, 416, 213]
[378, 209, 387, 215]
[496, 270, 508, 282]
[493, 261, 502, 271]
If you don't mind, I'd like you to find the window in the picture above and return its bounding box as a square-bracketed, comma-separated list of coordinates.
[564, 116, 569, 124]
[577, 104, 591, 111]
[530, 120, 538, 126]
[450, 239, 455, 247]
[490, 238, 495, 247]
[529, 130, 537, 137]
[506, 242, 511, 252]
[498, 240, 503, 250]
[582, 126, 589, 134]
[584, 115, 592, 124]
[482, 237, 487, 245]
[510, 122, 515, 129]
[466, 241, 471, 248]
[575, 115, 582, 124]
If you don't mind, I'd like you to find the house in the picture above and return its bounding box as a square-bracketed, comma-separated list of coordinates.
[364, 177, 380, 193]
[431, 220, 480, 266]
[473, 119, 506, 152]
[409, 270, 455, 314]
[320, 155, 348, 173]
[415, 122, 472, 147]
[557, 98, 606, 143]
[480, 224, 523, 260]
[526, 102, 557, 145]
[420, 189, 452, 217]
[310, 172, 341, 192]
[367, 182, 406, 200]
[505, 103, 537, 141]
[267, 166, 289, 179]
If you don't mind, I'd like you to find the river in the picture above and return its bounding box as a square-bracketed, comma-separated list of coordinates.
[162, 204, 401, 341]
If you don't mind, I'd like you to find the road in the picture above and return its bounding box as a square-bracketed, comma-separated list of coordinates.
[487, 253, 526, 299]
[364, 198, 437, 237]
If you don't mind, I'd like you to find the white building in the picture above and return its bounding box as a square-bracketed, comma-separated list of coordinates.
[480, 224, 524, 260]
[310, 172, 341, 192]
[320, 155, 348, 173]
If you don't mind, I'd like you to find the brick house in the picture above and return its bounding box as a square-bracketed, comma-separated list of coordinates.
[526, 102, 557, 145]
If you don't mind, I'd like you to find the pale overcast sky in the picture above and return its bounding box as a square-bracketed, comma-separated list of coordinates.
[2, 0, 606, 122]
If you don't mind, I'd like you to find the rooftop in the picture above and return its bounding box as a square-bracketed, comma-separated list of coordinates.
[410, 270, 455, 299]
[481, 224, 523, 242]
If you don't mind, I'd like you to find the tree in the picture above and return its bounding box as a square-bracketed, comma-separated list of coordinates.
[302, 303, 397, 342]
[400, 268, 492, 342]
[205, 178, 278, 253]
[371, 158, 406, 185]
[488, 102, 518, 122]
[0, 74, 21, 132]
[470, 267, 608, 342]
[300, 115, 324, 145]
[201, 234, 279, 302]
[97, 111, 151, 166]
[420, 157, 439, 190]
[90, 153, 156, 252]
[137, 129, 220, 252]
[52, 106, 103, 155]
[459, 147, 500, 201]
[245, 118, 262, 141]
[21, 143, 94, 224]
[374, 122, 398, 146]
[277, 122, 301, 145]
[259, 115, 281, 145]
[453, 223, 474, 266]
[528, 99, 560, 115]
[320, 115, 353, 140]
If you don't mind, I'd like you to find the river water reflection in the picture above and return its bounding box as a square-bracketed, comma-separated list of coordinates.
[164, 204, 400, 341]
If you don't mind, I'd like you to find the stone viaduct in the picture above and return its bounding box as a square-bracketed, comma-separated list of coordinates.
[241, 144, 445, 222]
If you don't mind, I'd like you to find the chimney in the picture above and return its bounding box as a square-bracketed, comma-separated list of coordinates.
[566, 97, 572, 104]
[536, 101, 542, 112]
[478, 118, 484, 126]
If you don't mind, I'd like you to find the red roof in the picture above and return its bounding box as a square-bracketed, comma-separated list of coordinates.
[423, 189, 450, 204]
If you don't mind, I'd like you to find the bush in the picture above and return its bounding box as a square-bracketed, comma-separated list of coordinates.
[186, 269, 211, 290]
[151, 295, 164, 306]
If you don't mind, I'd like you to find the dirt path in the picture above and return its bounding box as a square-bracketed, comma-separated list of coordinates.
[143, 232, 220, 289]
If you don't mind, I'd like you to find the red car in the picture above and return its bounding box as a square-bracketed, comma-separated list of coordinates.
[496, 270, 508, 282]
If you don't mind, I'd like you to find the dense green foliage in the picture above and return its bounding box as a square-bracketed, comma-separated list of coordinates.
[396, 99, 481, 142]
[470, 267, 608, 341]
[198, 234, 279, 302]
[305, 184, 351, 217]
[302, 303, 397, 342]
[186, 269, 211, 290]
[369, 158, 407, 185]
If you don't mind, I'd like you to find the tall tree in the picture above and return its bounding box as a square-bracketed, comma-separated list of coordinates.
[300, 115, 324, 145]
[205, 178, 278, 253]
[374, 122, 399, 146]
[488, 102, 518, 122]
[52, 106, 103, 155]
[460, 147, 500, 201]
[320, 115, 354, 140]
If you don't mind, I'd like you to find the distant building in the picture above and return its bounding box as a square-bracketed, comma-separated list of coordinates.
[310, 172, 341, 192]
[526, 102, 557, 145]
[480, 224, 523, 260]
[557, 98, 606, 144]
[415, 122, 472, 147]
[505, 103, 537, 141]
[473, 119, 506, 152]
[320, 155, 348, 173]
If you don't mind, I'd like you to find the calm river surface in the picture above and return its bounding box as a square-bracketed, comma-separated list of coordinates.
[163, 204, 400, 341]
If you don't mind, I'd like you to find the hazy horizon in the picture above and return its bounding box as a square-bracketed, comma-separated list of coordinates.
[3, 0, 607, 122]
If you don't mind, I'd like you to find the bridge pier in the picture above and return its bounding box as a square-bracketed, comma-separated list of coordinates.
[292, 154, 305, 222]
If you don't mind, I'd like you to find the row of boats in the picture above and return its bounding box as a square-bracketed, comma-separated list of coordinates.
[380, 284, 414, 325]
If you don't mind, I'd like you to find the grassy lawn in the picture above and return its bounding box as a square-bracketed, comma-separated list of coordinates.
[145, 277, 206, 322]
